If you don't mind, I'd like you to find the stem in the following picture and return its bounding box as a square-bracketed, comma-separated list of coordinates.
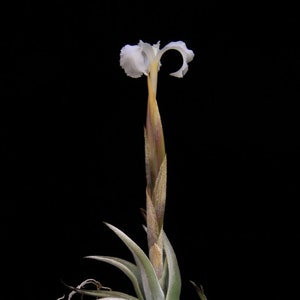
[149, 61, 159, 97]
[145, 61, 167, 280]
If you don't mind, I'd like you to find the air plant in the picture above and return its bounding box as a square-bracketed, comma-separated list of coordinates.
[59, 40, 207, 300]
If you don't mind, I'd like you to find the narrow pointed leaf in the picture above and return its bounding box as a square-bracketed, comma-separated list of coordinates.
[163, 231, 181, 300]
[85, 256, 145, 300]
[158, 256, 168, 294]
[104, 222, 165, 300]
[190, 281, 208, 300]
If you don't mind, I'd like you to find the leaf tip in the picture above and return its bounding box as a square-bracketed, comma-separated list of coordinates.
[190, 280, 208, 300]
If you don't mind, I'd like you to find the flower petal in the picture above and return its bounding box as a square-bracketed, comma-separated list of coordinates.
[138, 41, 163, 75]
[158, 41, 195, 78]
[120, 44, 148, 78]
[138, 40, 158, 62]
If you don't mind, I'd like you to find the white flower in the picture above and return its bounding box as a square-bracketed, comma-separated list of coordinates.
[120, 40, 194, 78]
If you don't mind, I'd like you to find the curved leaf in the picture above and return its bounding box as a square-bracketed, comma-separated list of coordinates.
[163, 231, 181, 300]
[104, 222, 165, 300]
[190, 281, 208, 300]
[85, 256, 145, 300]
[142, 225, 181, 300]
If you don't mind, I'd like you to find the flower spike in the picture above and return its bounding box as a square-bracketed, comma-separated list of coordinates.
[58, 40, 205, 300]
[120, 40, 194, 281]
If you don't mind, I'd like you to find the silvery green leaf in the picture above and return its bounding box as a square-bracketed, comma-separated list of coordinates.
[159, 256, 168, 294]
[163, 231, 181, 300]
[85, 255, 145, 300]
[104, 222, 165, 300]
[190, 281, 208, 300]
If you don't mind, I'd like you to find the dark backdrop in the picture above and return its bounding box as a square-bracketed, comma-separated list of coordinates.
[1, 1, 299, 300]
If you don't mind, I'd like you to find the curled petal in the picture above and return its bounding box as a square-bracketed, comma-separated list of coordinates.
[120, 45, 148, 78]
[120, 40, 194, 78]
[158, 41, 195, 78]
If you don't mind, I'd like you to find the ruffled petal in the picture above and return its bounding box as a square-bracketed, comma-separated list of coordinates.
[120, 44, 148, 78]
[158, 41, 195, 78]
[120, 41, 194, 78]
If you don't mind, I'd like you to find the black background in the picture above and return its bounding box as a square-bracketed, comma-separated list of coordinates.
[1, 1, 299, 300]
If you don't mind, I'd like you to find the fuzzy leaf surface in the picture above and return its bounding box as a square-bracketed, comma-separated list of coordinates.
[163, 231, 181, 300]
[104, 222, 165, 300]
[85, 255, 145, 300]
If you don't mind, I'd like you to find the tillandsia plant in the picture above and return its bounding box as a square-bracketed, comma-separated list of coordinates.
[59, 40, 207, 300]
